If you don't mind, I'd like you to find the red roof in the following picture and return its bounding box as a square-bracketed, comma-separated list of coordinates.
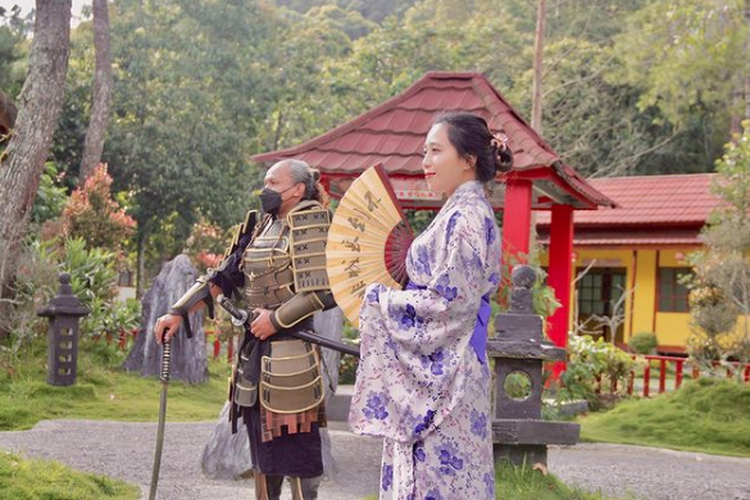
[537, 173, 718, 227]
[253, 72, 614, 209]
[537, 228, 704, 247]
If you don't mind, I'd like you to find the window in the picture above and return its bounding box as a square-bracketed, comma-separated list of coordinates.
[658, 267, 691, 313]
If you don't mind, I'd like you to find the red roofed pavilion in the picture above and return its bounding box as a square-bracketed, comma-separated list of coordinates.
[254, 71, 615, 358]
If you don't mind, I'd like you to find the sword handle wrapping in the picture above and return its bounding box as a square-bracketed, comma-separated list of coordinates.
[161, 338, 171, 382]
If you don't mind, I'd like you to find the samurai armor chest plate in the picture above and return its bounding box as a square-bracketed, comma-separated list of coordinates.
[260, 339, 325, 414]
[242, 219, 295, 310]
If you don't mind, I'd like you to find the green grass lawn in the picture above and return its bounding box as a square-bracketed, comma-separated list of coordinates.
[0, 449, 139, 500]
[0, 340, 231, 431]
[363, 462, 636, 500]
[580, 377, 750, 457]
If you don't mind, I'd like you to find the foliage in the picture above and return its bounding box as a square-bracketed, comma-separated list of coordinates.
[0, 239, 60, 355]
[628, 332, 658, 355]
[30, 162, 68, 225]
[685, 122, 750, 376]
[611, 0, 747, 169]
[0, 6, 28, 100]
[1, 237, 140, 366]
[59, 237, 119, 305]
[339, 320, 360, 384]
[0, 450, 139, 500]
[61, 164, 136, 255]
[184, 216, 231, 273]
[581, 378, 750, 458]
[105, 0, 271, 264]
[559, 335, 636, 410]
[0, 339, 232, 431]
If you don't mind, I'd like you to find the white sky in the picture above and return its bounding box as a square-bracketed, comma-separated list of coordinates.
[1, 0, 92, 27]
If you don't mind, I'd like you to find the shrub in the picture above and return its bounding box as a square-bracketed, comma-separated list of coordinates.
[3, 238, 141, 356]
[61, 163, 135, 255]
[629, 332, 658, 354]
[559, 335, 635, 410]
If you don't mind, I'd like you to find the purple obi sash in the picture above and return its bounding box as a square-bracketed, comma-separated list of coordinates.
[406, 282, 491, 364]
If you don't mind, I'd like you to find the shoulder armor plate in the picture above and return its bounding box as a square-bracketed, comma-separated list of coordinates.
[287, 202, 331, 293]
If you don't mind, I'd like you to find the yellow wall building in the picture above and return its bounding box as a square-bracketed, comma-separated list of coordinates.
[537, 173, 718, 353]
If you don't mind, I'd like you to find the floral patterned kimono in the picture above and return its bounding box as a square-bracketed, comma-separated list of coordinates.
[349, 180, 501, 500]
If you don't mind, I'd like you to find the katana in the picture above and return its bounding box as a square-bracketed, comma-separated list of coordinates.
[217, 294, 360, 358]
[148, 336, 172, 500]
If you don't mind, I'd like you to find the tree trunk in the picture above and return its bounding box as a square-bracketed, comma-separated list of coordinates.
[0, 0, 72, 335]
[529, 0, 546, 254]
[531, 0, 547, 134]
[79, 0, 112, 183]
[744, 0, 750, 122]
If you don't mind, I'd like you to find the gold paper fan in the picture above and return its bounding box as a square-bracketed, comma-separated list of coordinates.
[326, 164, 414, 327]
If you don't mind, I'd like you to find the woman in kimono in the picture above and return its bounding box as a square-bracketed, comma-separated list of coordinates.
[349, 112, 513, 500]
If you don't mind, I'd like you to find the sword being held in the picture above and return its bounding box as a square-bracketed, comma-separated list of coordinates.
[216, 294, 360, 358]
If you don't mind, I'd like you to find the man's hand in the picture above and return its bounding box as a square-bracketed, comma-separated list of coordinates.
[250, 309, 278, 340]
[154, 314, 182, 344]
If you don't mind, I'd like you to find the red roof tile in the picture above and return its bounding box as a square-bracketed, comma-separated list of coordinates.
[536, 173, 718, 227]
[253, 71, 613, 208]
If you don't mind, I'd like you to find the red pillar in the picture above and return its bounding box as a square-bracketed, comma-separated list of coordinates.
[547, 204, 574, 377]
[501, 178, 533, 264]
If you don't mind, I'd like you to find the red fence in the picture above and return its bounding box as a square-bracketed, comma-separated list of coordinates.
[597, 354, 750, 398]
[105, 328, 238, 363]
[111, 330, 750, 395]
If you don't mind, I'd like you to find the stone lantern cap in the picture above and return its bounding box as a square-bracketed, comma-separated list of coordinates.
[37, 273, 90, 318]
[487, 266, 567, 362]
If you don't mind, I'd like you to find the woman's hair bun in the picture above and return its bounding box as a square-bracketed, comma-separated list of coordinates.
[494, 143, 513, 173]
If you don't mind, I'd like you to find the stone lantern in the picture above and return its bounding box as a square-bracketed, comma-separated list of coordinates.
[488, 265, 580, 467]
[37, 272, 90, 386]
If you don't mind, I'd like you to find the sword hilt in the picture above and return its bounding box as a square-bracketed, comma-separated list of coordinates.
[217, 294, 249, 326]
[160, 338, 171, 382]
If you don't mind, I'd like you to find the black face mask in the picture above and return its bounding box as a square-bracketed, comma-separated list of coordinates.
[259, 186, 293, 217]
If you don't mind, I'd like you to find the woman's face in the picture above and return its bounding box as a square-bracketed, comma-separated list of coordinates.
[422, 123, 474, 197]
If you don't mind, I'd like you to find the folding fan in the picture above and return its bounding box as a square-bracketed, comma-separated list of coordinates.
[326, 164, 414, 327]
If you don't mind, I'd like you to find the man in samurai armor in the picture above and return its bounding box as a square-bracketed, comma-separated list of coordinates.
[154, 159, 335, 500]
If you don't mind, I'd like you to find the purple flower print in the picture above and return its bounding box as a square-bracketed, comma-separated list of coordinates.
[446, 211, 461, 242]
[484, 471, 494, 497]
[435, 274, 458, 303]
[398, 304, 425, 330]
[424, 489, 444, 500]
[470, 409, 488, 439]
[363, 392, 389, 421]
[413, 441, 426, 462]
[413, 409, 436, 437]
[381, 464, 393, 491]
[413, 245, 432, 276]
[421, 349, 446, 376]
[437, 445, 464, 475]
[366, 284, 383, 304]
[484, 216, 496, 245]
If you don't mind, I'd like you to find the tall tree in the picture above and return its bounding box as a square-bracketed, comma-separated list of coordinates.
[531, 0, 546, 133]
[0, 0, 72, 326]
[79, 0, 112, 183]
